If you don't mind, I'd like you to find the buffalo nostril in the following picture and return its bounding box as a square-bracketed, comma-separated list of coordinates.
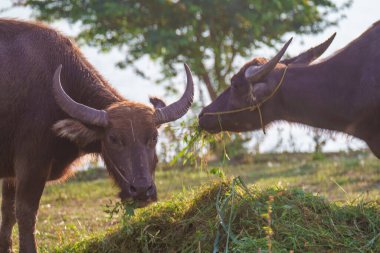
[129, 184, 155, 198]
[129, 185, 137, 195]
[146, 185, 155, 197]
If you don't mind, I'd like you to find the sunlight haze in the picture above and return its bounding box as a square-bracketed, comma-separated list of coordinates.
[1, 0, 378, 153]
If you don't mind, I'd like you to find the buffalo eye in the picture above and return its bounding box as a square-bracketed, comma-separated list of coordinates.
[109, 134, 123, 146]
[232, 81, 239, 89]
[147, 133, 158, 147]
[231, 76, 238, 87]
[231, 75, 245, 89]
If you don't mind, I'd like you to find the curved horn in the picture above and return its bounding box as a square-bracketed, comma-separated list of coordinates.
[281, 33, 336, 65]
[153, 64, 194, 125]
[245, 38, 293, 83]
[53, 65, 109, 127]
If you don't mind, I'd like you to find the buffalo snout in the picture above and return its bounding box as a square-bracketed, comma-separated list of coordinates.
[198, 110, 222, 133]
[129, 183, 156, 200]
[119, 179, 157, 207]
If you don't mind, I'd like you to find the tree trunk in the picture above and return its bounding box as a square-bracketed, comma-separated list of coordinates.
[201, 73, 217, 101]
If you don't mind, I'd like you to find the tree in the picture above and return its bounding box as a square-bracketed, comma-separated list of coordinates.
[12, 0, 351, 163]
[309, 128, 335, 160]
[14, 0, 351, 101]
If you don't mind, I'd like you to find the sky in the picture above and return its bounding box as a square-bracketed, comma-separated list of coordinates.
[0, 0, 379, 153]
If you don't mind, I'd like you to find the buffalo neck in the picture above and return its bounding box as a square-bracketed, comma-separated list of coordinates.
[277, 56, 371, 140]
[60, 57, 123, 111]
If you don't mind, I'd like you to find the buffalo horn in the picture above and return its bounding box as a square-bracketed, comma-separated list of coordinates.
[153, 64, 194, 125]
[281, 33, 336, 65]
[52, 65, 109, 127]
[245, 38, 293, 83]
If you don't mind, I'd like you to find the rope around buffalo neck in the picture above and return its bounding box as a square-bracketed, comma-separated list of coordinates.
[203, 66, 288, 134]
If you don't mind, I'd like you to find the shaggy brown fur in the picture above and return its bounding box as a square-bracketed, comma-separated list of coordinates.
[0, 19, 163, 253]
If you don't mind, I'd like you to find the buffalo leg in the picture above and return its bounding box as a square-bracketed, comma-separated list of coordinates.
[0, 179, 16, 253]
[15, 176, 46, 253]
[14, 155, 48, 253]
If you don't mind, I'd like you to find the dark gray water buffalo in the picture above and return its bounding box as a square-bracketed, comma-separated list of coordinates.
[0, 19, 194, 253]
[199, 21, 380, 158]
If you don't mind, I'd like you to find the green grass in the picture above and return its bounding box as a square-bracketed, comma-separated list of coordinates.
[5, 151, 379, 251]
[56, 179, 380, 252]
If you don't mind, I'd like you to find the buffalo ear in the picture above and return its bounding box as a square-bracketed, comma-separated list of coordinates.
[251, 82, 274, 104]
[281, 33, 336, 65]
[52, 119, 102, 147]
[149, 97, 167, 109]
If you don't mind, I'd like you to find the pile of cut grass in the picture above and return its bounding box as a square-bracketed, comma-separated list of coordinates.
[57, 178, 380, 253]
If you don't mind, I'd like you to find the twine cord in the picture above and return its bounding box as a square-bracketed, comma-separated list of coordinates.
[204, 66, 288, 134]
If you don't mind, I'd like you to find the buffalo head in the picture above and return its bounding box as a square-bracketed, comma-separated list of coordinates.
[199, 34, 336, 133]
[52, 64, 194, 206]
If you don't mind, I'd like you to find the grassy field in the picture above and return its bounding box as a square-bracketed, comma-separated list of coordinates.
[4, 151, 380, 251]
[57, 179, 380, 252]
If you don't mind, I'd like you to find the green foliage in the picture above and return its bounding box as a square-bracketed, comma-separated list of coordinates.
[165, 119, 251, 167]
[167, 119, 210, 167]
[104, 199, 136, 224]
[15, 0, 351, 98]
[57, 178, 380, 253]
[219, 133, 251, 162]
[209, 167, 226, 179]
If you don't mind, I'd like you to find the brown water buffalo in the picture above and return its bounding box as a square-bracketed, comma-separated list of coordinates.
[0, 19, 194, 253]
[199, 21, 380, 158]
